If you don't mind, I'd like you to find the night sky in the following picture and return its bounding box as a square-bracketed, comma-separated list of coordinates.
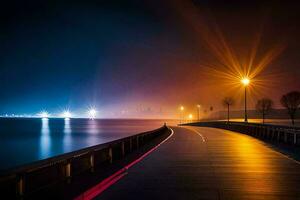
[0, 0, 299, 118]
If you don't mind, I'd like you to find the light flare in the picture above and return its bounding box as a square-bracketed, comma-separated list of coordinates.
[241, 78, 250, 86]
[172, 0, 286, 105]
[62, 110, 72, 119]
[39, 111, 49, 118]
[180, 106, 184, 111]
[88, 108, 97, 119]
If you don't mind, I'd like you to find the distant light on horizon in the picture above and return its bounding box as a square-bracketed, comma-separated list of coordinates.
[39, 111, 49, 119]
[88, 108, 97, 119]
[62, 110, 72, 119]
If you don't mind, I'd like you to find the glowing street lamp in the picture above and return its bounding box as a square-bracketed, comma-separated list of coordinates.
[241, 77, 250, 122]
[188, 114, 193, 122]
[88, 108, 97, 119]
[180, 106, 184, 111]
[179, 106, 184, 124]
[241, 78, 250, 86]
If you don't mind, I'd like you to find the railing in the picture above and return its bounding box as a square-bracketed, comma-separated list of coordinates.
[183, 121, 300, 146]
[0, 125, 170, 199]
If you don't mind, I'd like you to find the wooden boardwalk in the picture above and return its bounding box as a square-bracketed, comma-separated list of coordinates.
[95, 126, 300, 200]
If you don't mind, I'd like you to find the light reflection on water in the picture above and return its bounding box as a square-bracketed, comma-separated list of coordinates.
[0, 118, 173, 170]
[63, 118, 72, 152]
[39, 118, 51, 159]
[86, 119, 100, 146]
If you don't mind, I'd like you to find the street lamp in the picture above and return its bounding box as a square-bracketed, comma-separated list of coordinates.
[179, 106, 184, 124]
[197, 104, 201, 121]
[241, 77, 250, 122]
[188, 114, 193, 123]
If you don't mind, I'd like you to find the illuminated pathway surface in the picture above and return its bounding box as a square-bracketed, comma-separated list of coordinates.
[95, 126, 300, 200]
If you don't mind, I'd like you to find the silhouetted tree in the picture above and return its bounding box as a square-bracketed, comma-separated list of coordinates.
[256, 98, 273, 124]
[222, 97, 234, 123]
[280, 91, 300, 125]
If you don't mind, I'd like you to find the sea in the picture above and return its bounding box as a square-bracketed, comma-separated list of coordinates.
[0, 118, 177, 170]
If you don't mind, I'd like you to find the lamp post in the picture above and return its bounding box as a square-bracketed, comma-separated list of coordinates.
[197, 104, 201, 121]
[188, 114, 193, 123]
[180, 106, 184, 124]
[241, 78, 250, 122]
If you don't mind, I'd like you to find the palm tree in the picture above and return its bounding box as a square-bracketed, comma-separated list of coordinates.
[256, 98, 273, 124]
[222, 97, 234, 123]
[280, 91, 300, 125]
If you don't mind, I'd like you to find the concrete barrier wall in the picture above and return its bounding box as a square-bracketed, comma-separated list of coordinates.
[0, 125, 170, 199]
[184, 121, 300, 146]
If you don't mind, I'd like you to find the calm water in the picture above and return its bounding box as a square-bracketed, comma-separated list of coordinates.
[0, 118, 175, 170]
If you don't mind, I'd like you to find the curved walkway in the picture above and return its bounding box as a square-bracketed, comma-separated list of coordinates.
[95, 126, 300, 200]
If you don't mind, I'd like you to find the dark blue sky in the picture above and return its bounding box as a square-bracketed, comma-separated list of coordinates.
[0, 1, 174, 116]
[0, 0, 299, 118]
